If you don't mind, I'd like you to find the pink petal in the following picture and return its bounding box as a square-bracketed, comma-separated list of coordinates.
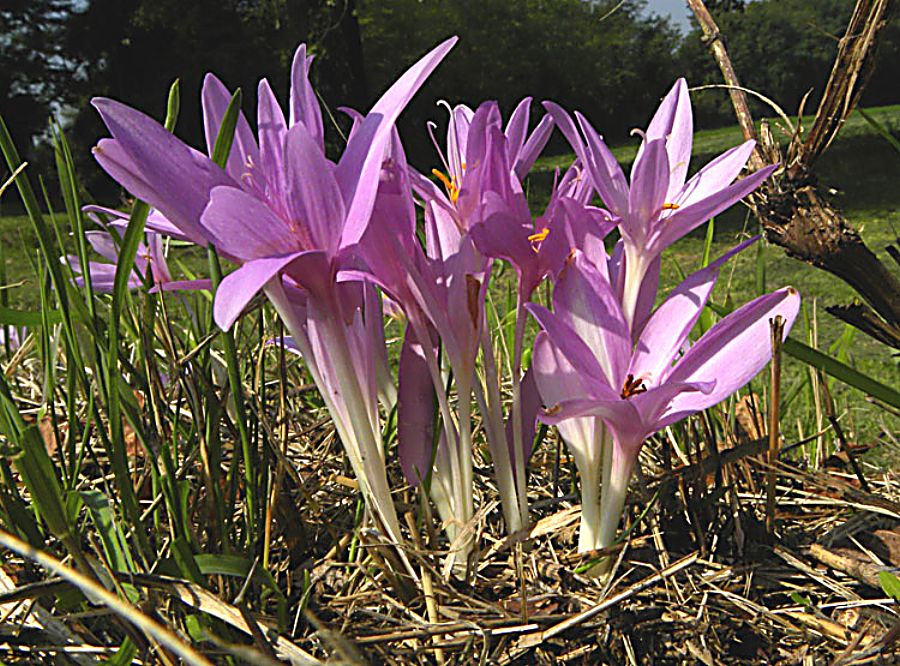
[397, 328, 438, 486]
[337, 37, 458, 249]
[632, 236, 759, 385]
[91, 98, 235, 246]
[575, 111, 629, 217]
[644, 78, 693, 197]
[214, 253, 307, 330]
[289, 44, 324, 149]
[201, 186, 299, 260]
[506, 366, 541, 464]
[627, 138, 669, 237]
[504, 97, 532, 164]
[675, 140, 757, 209]
[661, 286, 801, 421]
[514, 112, 554, 182]
[650, 163, 776, 256]
[201, 73, 260, 183]
[553, 251, 631, 389]
[285, 122, 345, 256]
[257, 79, 288, 193]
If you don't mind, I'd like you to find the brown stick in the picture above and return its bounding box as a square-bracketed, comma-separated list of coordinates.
[685, 0, 764, 170]
[808, 543, 884, 590]
[801, 0, 892, 165]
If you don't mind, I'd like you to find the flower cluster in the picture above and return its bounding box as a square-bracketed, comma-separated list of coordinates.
[85, 38, 798, 576]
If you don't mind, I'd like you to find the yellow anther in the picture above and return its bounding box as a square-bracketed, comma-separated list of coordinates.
[527, 227, 550, 253]
[662, 202, 680, 210]
[431, 168, 460, 203]
[461, 161, 467, 170]
[527, 227, 550, 243]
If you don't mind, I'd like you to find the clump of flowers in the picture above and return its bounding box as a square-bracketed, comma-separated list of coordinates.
[86, 40, 796, 577]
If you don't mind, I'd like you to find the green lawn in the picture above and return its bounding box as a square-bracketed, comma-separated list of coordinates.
[534, 103, 900, 175]
[2, 105, 898, 456]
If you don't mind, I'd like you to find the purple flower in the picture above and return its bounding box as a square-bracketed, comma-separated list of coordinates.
[91, 38, 457, 329]
[545, 79, 778, 329]
[528, 240, 799, 556]
[73, 207, 211, 292]
[353, 129, 490, 559]
[470, 162, 612, 300]
[91, 39, 457, 565]
[412, 99, 552, 234]
[0, 325, 26, 351]
[68, 224, 170, 292]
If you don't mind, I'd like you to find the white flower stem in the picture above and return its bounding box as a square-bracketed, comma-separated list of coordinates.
[408, 318, 473, 572]
[573, 426, 637, 579]
[620, 248, 648, 333]
[265, 281, 410, 575]
[509, 290, 530, 531]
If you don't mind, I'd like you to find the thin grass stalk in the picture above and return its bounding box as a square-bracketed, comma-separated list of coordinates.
[766, 315, 785, 535]
[208, 248, 256, 540]
[52, 123, 98, 326]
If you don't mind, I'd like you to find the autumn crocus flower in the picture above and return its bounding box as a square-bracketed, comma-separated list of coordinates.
[528, 239, 800, 560]
[67, 220, 171, 292]
[545, 79, 778, 331]
[413, 98, 552, 233]
[91, 38, 458, 554]
[74, 207, 212, 293]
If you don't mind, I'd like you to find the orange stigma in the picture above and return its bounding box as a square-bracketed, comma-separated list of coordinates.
[432, 168, 460, 203]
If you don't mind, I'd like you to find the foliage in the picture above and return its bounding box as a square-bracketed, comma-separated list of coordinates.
[678, 0, 900, 128]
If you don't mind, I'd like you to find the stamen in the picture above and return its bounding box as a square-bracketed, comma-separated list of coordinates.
[426, 120, 451, 175]
[662, 202, 680, 210]
[527, 227, 550, 252]
[527, 227, 550, 243]
[620, 374, 648, 400]
[431, 168, 460, 203]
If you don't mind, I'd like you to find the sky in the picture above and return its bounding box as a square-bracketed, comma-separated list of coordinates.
[643, 0, 694, 32]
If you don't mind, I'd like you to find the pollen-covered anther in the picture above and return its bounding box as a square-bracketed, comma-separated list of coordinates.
[527, 227, 550, 252]
[661, 202, 680, 210]
[431, 168, 460, 203]
[620, 374, 648, 400]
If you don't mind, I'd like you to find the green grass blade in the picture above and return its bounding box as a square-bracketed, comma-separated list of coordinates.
[52, 122, 98, 323]
[781, 337, 900, 409]
[13, 424, 71, 541]
[80, 490, 136, 573]
[211, 88, 242, 166]
[857, 107, 900, 156]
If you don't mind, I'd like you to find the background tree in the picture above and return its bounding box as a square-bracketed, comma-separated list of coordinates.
[0, 0, 75, 177]
[360, 0, 681, 160]
[679, 0, 899, 128]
